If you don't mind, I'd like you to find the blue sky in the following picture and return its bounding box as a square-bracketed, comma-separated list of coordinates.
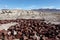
[0, 0, 60, 9]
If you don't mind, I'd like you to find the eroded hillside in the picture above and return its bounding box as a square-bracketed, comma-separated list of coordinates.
[0, 9, 60, 24]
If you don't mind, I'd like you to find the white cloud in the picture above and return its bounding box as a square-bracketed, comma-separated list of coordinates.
[24, 6, 56, 10]
[0, 5, 60, 10]
[27, 5, 37, 9]
[55, 8, 60, 9]
[41, 6, 55, 9]
[24, 5, 39, 10]
[0, 4, 8, 9]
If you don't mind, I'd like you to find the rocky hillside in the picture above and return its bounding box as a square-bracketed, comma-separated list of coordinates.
[0, 9, 60, 24]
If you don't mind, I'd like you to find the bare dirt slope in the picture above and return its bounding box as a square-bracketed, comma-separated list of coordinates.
[0, 9, 60, 24]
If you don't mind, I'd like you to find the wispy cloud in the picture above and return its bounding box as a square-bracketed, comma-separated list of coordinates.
[41, 6, 55, 9]
[24, 5, 56, 10]
[27, 5, 37, 9]
[23, 5, 40, 10]
[4, 5, 8, 8]
[0, 5, 60, 10]
[0, 4, 8, 9]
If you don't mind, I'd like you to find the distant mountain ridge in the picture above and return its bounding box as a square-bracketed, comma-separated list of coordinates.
[32, 9, 60, 12]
